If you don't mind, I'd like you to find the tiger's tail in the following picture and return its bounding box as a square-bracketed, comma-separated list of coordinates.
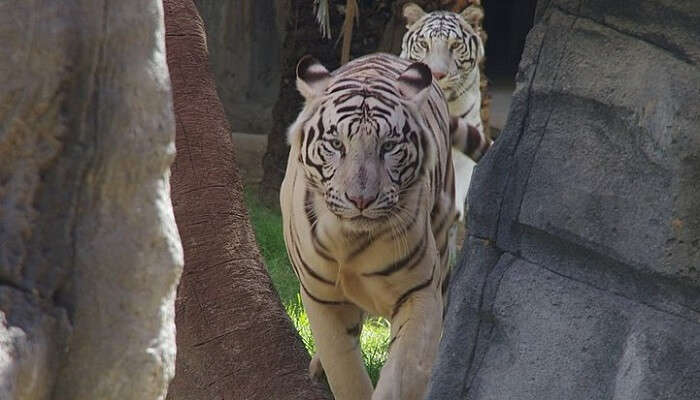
[449, 116, 492, 162]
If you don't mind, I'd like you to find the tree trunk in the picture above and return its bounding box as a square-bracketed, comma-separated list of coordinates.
[163, 1, 329, 399]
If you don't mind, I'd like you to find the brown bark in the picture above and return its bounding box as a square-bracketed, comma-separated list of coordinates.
[163, 1, 329, 399]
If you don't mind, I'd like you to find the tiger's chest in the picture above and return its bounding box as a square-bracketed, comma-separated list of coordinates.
[305, 211, 436, 317]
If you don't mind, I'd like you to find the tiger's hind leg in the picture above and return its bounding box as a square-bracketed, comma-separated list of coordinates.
[301, 290, 371, 400]
[372, 275, 442, 400]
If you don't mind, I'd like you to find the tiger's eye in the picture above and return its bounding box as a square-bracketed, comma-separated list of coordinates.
[450, 42, 461, 51]
[381, 141, 398, 152]
[330, 139, 344, 150]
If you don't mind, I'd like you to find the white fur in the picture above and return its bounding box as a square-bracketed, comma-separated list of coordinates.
[451, 148, 476, 220]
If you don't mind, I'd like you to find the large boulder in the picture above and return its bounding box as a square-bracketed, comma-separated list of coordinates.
[428, 1, 700, 399]
[0, 1, 182, 399]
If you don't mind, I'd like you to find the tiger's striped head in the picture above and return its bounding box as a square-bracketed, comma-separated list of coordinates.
[400, 3, 484, 98]
[289, 55, 437, 231]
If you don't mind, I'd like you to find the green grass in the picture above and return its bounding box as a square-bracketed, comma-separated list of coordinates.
[244, 192, 298, 303]
[245, 191, 389, 385]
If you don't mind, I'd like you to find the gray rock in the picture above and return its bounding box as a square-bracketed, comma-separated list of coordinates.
[0, 288, 68, 400]
[428, 1, 700, 398]
[0, 1, 182, 399]
[194, 0, 288, 133]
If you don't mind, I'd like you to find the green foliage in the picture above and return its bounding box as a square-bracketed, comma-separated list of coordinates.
[358, 316, 390, 385]
[244, 192, 298, 303]
[285, 293, 390, 385]
[245, 191, 389, 385]
[286, 294, 316, 355]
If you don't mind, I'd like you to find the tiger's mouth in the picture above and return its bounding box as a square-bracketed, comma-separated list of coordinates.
[324, 193, 395, 223]
[326, 206, 393, 231]
[335, 210, 389, 222]
[346, 213, 388, 222]
[341, 213, 392, 233]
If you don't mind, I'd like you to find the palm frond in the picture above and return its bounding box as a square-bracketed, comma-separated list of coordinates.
[313, 0, 332, 39]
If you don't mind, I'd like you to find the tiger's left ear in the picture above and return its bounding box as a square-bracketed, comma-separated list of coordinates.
[296, 55, 331, 100]
[403, 3, 427, 26]
[397, 62, 432, 104]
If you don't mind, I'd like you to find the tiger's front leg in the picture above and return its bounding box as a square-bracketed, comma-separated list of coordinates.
[372, 273, 443, 400]
[301, 290, 373, 400]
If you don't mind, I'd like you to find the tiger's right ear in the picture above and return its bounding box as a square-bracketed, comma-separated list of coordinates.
[403, 3, 426, 26]
[460, 5, 484, 29]
[296, 55, 330, 100]
[397, 62, 432, 104]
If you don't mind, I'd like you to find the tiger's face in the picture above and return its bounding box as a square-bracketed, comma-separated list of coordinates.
[305, 100, 423, 224]
[291, 56, 434, 231]
[400, 3, 483, 96]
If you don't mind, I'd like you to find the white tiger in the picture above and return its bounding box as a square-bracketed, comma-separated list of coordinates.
[400, 2, 492, 220]
[281, 53, 457, 400]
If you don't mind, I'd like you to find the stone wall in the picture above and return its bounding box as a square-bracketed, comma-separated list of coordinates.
[428, 0, 700, 398]
[0, 1, 182, 399]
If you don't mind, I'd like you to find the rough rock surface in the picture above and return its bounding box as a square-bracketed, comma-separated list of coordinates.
[0, 1, 182, 399]
[428, 1, 700, 399]
[163, 1, 329, 399]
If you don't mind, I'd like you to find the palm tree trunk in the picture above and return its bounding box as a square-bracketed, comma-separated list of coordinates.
[163, 1, 329, 398]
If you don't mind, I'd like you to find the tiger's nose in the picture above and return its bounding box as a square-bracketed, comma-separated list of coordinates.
[432, 71, 446, 80]
[346, 192, 377, 210]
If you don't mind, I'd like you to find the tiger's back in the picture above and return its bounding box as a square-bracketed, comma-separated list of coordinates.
[281, 53, 456, 400]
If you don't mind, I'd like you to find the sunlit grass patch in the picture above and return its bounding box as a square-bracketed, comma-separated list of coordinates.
[359, 317, 390, 384]
[244, 191, 298, 303]
[286, 294, 316, 355]
[286, 293, 390, 385]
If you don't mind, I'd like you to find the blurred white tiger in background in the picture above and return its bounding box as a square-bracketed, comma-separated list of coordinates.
[400, 2, 492, 221]
[281, 53, 457, 400]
